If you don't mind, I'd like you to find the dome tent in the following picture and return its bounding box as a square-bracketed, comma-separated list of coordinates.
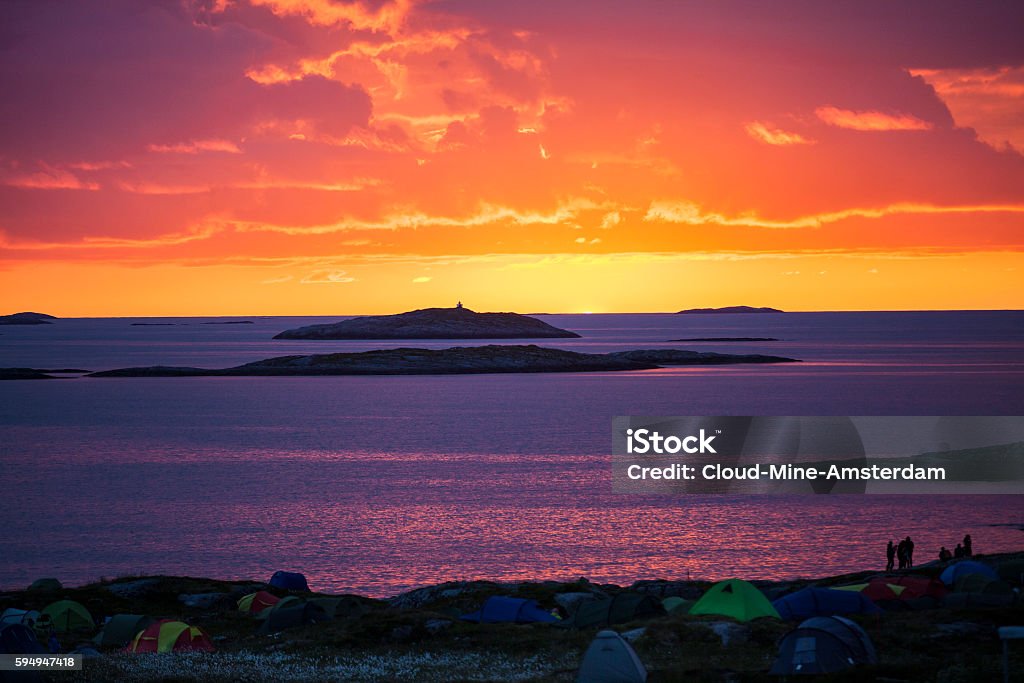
[27, 578, 62, 593]
[940, 560, 998, 586]
[94, 615, 154, 647]
[257, 597, 331, 634]
[576, 630, 647, 683]
[237, 591, 281, 615]
[564, 593, 665, 629]
[127, 620, 214, 653]
[0, 623, 46, 655]
[40, 600, 93, 633]
[772, 587, 880, 620]
[268, 571, 309, 592]
[461, 596, 558, 624]
[770, 615, 877, 675]
[0, 608, 41, 628]
[689, 579, 780, 622]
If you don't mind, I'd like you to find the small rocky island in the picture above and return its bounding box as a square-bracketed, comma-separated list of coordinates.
[273, 305, 580, 340]
[677, 306, 784, 314]
[0, 311, 57, 325]
[86, 345, 798, 378]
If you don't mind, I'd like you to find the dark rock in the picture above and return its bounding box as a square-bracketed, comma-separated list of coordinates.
[273, 306, 580, 339]
[607, 349, 798, 365]
[668, 337, 779, 342]
[102, 578, 161, 598]
[423, 619, 453, 635]
[178, 592, 231, 609]
[0, 368, 56, 380]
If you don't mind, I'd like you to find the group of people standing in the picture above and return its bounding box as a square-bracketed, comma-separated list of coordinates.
[938, 534, 973, 563]
[885, 537, 915, 570]
[885, 534, 974, 570]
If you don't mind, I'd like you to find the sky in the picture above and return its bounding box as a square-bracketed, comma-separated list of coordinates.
[1, 0, 1023, 315]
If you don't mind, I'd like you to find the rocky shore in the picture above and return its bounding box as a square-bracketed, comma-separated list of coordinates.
[2, 551, 1021, 682]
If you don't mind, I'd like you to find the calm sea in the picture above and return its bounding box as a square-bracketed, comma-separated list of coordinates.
[1, 311, 1022, 595]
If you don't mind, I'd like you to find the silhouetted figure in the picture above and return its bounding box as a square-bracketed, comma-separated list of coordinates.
[896, 538, 908, 570]
[905, 536, 915, 568]
[886, 540, 896, 571]
[963, 534, 972, 557]
[939, 546, 952, 562]
[954, 543, 964, 559]
[456, 301, 463, 309]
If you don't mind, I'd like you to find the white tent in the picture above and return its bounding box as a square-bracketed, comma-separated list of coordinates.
[0, 608, 40, 627]
[576, 630, 647, 683]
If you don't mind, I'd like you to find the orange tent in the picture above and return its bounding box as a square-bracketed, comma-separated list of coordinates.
[126, 620, 214, 653]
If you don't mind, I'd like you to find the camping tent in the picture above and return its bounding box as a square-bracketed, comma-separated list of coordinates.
[269, 571, 309, 592]
[27, 579, 62, 593]
[884, 575, 947, 600]
[0, 624, 46, 655]
[576, 630, 647, 683]
[40, 600, 93, 632]
[0, 609, 40, 627]
[94, 615, 154, 647]
[953, 573, 1013, 595]
[237, 591, 280, 615]
[257, 597, 330, 634]
[689, 580, 780, 622]
[461, 596, 558, 624]
[661, 597, 693, 614]
[565, 593, 665, 629]
[127, 620, 214, 653]
[308, 597, 367, 621]
[940, 561, 998, 586]
[835, 582, 904, 602]
[769, 615, 877, 675]
[772, 587, 880, 620]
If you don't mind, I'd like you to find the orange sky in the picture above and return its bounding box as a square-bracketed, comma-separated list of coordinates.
[1, 0, 1022, 315]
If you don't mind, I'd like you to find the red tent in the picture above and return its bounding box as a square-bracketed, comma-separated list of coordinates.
[884, 576, 947, 600]
[127, 620, 215, 653]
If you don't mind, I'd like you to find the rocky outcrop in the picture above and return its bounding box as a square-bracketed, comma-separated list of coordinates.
[668, 337, 779, 342]
[0, 311, 57, 325]
[676, 306, 784, 314]
[273, 307, 580, 339]
[88, 345, 658, 377]
[87, 345, 799, 378]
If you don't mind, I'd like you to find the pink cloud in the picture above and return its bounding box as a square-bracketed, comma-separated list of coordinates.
[815, 106, 933, 131]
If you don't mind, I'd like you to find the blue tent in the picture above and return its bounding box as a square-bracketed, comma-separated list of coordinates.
[940, 560, 998, 586]
[772, 587, 881, 621]
[461, 596, 558, 624]
[269, 571, 309, 592]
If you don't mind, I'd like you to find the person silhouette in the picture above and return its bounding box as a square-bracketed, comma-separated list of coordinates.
[963, 534, 972, 557]
[939, 546, 952, 562]
[896, 538, 907, 570]
[905, 536, 915, 568]
[886, 540, 896, 571]
[954, 543, 964, 559]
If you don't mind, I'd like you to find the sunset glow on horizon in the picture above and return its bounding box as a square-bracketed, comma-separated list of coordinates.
[1, 0, 1023, 315]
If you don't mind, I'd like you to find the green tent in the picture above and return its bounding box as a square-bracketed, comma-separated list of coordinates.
[257, 597, 330, 634]
[93, 615, 154, 647]
[41, 600, 93, 632]
[662, 596, 694, 614]
[564, 593, 665, 629]
[689, 580, 780, 622]
[27, 578, 62, 592]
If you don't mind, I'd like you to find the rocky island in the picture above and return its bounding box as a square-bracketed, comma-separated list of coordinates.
[85, 345, 798, 378]
[677, 306, 784, 314]
[0, 311, 57, 325]
[273, 306, 580, 340]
